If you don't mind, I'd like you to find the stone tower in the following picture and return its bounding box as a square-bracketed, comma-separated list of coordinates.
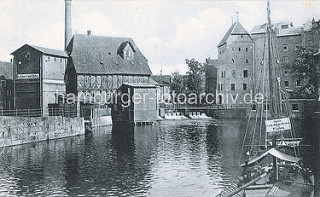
[65, 0, 72, 50]
[216, 21, 253, 105]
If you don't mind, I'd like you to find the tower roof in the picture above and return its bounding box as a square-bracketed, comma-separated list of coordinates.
[218, 22, 249, 47]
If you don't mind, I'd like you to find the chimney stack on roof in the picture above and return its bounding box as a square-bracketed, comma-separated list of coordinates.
[65, 0, 72, 50]
[87, 30, 92, 36]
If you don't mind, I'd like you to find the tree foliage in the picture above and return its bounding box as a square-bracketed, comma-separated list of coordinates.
[170, 72, 185, 95]
[286, 45, 319, 98]
[185, 59, 204, 95]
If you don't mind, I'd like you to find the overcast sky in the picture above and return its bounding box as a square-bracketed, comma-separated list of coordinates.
[0, 0, 319, 74]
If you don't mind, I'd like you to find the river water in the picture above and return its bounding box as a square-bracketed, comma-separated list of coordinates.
[0, 119, 318, 196]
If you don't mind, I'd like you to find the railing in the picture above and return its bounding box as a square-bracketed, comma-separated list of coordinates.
[0, 108, 43, 117]
[48, 107, 77, 118]
[159, 103, 247, 110]
[0, 108, 78, 117]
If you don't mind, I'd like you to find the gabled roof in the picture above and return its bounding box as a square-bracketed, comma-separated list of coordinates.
[218, 22, 249, 47]
[0, 61, 12, 79]
[66, 34, 152, 75]
[11, 44, 68, 58]
[151, 75, 171, 85]
[278, 27, 302, 37]
[251, 22, 302, 37]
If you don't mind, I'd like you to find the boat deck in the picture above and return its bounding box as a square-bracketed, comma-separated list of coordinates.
[244, 184, 273, 197]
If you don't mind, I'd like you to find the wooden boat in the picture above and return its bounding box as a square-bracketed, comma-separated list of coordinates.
[216, 1, 315, 196]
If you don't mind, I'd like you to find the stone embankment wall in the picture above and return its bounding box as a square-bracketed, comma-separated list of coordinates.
[0, 116, 85, 147]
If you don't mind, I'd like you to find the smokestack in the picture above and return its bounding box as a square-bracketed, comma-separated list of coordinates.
[65, 0, 72, 50]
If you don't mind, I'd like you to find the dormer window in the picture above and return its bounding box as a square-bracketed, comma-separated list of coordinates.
[118, 41, 135, 60]
[123, 49, 133, 60]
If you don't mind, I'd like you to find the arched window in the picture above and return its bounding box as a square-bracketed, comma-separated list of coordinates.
[232, 70, 236, 77]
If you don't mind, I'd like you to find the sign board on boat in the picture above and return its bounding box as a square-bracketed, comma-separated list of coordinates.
[265, 117, 291, 133]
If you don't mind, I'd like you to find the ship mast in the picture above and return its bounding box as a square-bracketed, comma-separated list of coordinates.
[266, 0, 279, 181]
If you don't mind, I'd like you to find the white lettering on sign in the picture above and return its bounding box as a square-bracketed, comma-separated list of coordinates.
[17, 74, 39, 79]
[265, 117, 291, 133]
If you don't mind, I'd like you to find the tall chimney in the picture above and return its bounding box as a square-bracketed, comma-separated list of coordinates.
[65, 0, 72, 50]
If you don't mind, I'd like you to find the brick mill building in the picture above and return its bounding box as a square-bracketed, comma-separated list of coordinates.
[216, 21, 254, 105]
[65, 33, 152, 96]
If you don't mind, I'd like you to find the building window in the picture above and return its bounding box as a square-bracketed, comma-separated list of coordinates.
[283, 44, 288, 52]
[1, 80, 6, 87]
[292, 104, 299, 111]
[221, 71, 224, 78]
[285, 80, 289, 87]
[24, 51, 30, 60]
[243, 70, 248, 78]
[246, 48, 248, 52]
[232, 59, 235, 64]
[252, 104, 256, 111]
[218, 84, 220, 91]
[281, 25, 289, 29]
[246, 59, 248, 63]
[238, 47, 241, 51]
[295, 44, 300, 50]
[296, 80, 301, 87]
[283, 56, 288, 63]
[123, 50, 134, 60]
[60, 59, 63, 63]
[243, 83, 247, 90]
[231, 83, 235, 90]
[232, 70, 236, 77]
[221, 84, 223, 91]
[54, 57, 57, 62]
[283, 70, 288, 75]
[264, 104, 270, 111]
[48, 57, 50, 61]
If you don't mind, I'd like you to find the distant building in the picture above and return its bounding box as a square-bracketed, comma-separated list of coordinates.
[11, 44, 68, 116]
[205, 58, 217, 96]
[302, 18, 320, 48]
[0, 61, 13, 110]
[217, 21, 254, 105]
[251, 22, 305, 98]
[151, 75, 172, 102]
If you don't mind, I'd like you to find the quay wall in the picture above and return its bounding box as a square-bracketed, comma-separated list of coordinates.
[209, 108, 246, 119]
[0, 116, 85, 147]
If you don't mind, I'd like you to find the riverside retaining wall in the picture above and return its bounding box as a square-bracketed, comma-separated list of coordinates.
[0, 116, 85, 147]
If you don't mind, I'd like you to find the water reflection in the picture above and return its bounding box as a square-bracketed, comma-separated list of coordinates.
[0, 118, 318, 196]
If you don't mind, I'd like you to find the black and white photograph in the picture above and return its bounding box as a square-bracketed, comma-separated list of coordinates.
[0, 0, 320, 196]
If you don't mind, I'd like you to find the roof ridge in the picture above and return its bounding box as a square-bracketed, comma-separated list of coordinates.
[74, 34, 132, 40]
[230, 22, 238, 34]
